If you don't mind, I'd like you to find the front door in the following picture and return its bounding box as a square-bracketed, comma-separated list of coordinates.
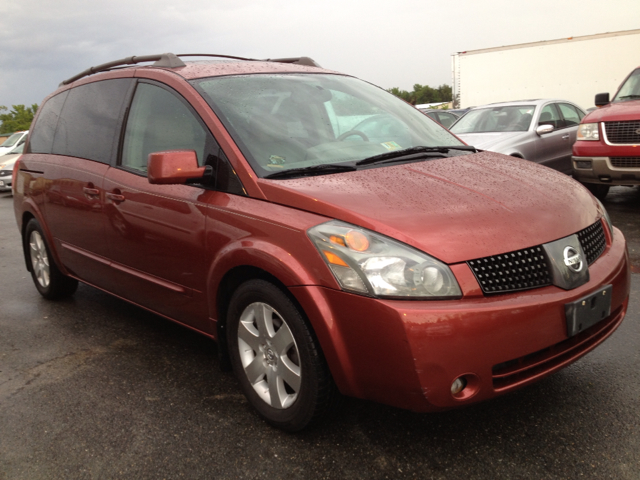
[102, 81, 219, 333]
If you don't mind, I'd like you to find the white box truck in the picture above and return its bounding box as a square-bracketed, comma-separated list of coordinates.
[452, 29, 640, 110]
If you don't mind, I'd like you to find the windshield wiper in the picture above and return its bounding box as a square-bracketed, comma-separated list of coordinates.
[355, 145, 477, 166]
[617, 95, 640, 100]
[263, 163, 357, 179]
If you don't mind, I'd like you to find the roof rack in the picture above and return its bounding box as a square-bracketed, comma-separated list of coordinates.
[60, 53, 322, 86]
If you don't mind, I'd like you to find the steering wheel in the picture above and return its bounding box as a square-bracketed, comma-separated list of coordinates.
[337, 130, 370, 142]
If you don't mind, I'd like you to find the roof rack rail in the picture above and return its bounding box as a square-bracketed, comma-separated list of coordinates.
[60, 53, 186, 86]
[60, 53, 321, 86]
[178, 54, 321, 67]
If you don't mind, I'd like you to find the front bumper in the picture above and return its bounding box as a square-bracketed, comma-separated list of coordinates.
[291, 225, 629, 412]
[573, 156, 640, 186]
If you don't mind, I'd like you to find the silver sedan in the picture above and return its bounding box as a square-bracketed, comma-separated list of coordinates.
[450, 99, 586, 174]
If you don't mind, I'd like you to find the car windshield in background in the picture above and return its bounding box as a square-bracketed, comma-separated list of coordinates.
[192, 74, 464, 177]
[0, 132, 23, 148]
[612, 68, 640, 102]
[451, 105, 535, 134]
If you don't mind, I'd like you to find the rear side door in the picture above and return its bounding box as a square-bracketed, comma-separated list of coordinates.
[535, 103, 572, 173]
[101, 80, 238, 332]
[30, 79, 134, 285]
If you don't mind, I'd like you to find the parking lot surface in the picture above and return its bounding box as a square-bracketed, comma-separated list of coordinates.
[1, 186, 639, 479]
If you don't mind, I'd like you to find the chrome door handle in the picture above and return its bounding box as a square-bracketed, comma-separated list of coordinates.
[562, 134, 570, 140]
[83, 187, 99, 196]
[106, 192, 125, 203]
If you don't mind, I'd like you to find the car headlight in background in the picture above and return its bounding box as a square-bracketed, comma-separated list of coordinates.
[308, 221, 462, 299]
[577, 123, 600, 141]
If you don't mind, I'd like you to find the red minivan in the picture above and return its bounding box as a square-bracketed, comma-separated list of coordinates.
[13, 54, 630, 431]
[573, 66, 640, 199]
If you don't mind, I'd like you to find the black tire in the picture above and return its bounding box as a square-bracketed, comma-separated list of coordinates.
[227, 279, 338, 432]
[25, 219, 78, 300]
[584, 183, 610, 201]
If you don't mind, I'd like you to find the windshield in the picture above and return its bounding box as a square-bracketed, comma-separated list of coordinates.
[613, 68, 640, 102]
[192, 74, 463, 177]
[450, 105, 535, 134]
[0, 132, 24, 148]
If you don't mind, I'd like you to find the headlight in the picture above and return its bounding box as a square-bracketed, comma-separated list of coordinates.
[595, 198, 614, 239]
[308, 221, 461, 299]
[577, 123, 600, 141]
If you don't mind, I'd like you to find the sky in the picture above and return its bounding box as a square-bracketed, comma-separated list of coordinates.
[0, 0, 639, 109]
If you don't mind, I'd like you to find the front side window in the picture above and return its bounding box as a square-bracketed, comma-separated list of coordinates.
[122, 83, 211, 173]
[450, 105, 534, 134]
[192, 74, 463, 177]
[121, 82, 245, 195]
[613, 68, 640, 102]
[538, 104, 564, 130]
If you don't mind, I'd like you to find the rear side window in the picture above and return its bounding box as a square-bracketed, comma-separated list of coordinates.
[53, 79, 133, 164]
[557, 103, 584, 127]
[28, 91, 69, 154]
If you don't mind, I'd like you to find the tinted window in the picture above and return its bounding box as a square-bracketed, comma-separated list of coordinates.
[28, 91, 69, 154]
[53, 79, 133, 164]
[557, 103, 583, 127]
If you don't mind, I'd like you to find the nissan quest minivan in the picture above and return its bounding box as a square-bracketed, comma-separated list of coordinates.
[13, 53, 630, 431]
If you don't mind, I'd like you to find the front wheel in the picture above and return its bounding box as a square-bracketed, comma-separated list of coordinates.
[227, 279, 338, 431]
[25, 219, 78, 300]
[584, 183, 610, 201]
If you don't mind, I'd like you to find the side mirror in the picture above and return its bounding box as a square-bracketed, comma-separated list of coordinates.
[595, 93, 610, 107]
[147, 150, 207, 185]
[536, 124, 554, 136]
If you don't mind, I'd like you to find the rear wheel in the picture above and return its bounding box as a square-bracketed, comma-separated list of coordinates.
[25, 219, 78, 300]
[227, 279, 338, 431]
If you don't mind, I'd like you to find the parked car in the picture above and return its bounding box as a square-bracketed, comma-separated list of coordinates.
[0, 130, 28, 156]
[450, 100, 586, 174]
[572, 66, 640, 199]
[13, 53, 629, 431]
[418, 109, 460, 129]
[0, 146, 23, 192]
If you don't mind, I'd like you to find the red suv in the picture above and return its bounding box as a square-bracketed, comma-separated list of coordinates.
[573, 66, 640, 199]
[13, 53, 630, 431]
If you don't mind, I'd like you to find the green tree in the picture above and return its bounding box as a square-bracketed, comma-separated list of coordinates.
[0, 104, 38, 133]
[387, 84, 452, 106]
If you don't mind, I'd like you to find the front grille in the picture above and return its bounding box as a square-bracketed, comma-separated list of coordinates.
[467, 247, 552, 294]
[468, 220, 606, 295]
[492, 304, 623, 391]
[577, 220, 606, 265]
[611, 156, 640, 168]
[604, 120, 640, 144]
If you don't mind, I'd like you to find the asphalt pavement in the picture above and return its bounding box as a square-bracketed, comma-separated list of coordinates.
[1, 186, 639, 480]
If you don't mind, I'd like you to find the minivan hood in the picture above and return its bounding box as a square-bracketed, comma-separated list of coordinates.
[583, 99, 640, 123]
[258, 151, 599, 264]
[453, 131, 528, 153]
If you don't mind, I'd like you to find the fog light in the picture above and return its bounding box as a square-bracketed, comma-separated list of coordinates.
[575, 160, 592, 169]
[451, 377, 467, 395]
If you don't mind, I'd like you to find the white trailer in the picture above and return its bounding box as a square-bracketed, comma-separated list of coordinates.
[451, 29, 640, 110]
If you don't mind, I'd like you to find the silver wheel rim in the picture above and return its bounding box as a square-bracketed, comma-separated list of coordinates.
[29, 230, 50, 288]
[237, 302, 301, 409]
